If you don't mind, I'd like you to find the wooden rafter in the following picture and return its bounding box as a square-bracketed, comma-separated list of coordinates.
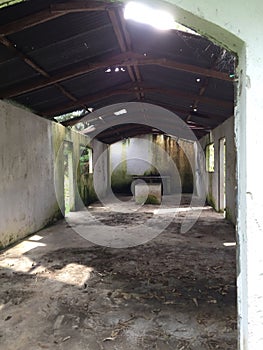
[0, 36, 49, 76]
[0, 51, 233, 99]
[0, 36, 87, 107]
[107, 8, 127, 52]
[44, 83, 233, 117]
[107, 7, 140, 100]
[45, 83, 134, 116]
[115, 6, 144, 99]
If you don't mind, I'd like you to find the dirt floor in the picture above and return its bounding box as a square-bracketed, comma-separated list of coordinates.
[0, 195, 237, 350]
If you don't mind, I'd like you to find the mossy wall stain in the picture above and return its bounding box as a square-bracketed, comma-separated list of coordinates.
[111, 141, 133, 193]
[78, 174, 98, 205]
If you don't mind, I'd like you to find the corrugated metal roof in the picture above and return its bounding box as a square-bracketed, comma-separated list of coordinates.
[129, 21, 220, 69]
[8, 11, 112, 53]
[0, 0, 236, 142]
[11, 25, 119, 73]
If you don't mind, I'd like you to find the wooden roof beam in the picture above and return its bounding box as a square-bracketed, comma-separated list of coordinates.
[107, 8, 127, 53]
[43, 83, 233, 117]
[115, 6, 144, 99]
[107, 7, 142, 101]
[0, 52, 233, 99]
[0, 51, 136, 98]
[45, 84, 134, 116]
[0, 36, 86, 108]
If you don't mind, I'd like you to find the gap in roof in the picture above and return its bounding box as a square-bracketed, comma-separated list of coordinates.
[124, 1, 199, 34]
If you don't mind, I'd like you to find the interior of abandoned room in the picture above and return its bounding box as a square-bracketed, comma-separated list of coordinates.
[0, 0, 241, 349]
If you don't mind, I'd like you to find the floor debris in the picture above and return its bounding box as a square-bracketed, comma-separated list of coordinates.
[0, 195, 237, 349]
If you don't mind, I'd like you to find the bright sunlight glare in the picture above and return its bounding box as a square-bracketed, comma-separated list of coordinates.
[124, 2, 176, 30]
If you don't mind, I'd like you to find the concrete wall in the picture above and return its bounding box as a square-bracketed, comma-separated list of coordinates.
[200, 116, 236, 224]
[0, 101, 58, 248]
[110, 134, 194, 193]
[0, 100, 108, 248]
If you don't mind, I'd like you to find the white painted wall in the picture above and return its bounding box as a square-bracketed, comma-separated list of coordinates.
[200, 116, 236, 224]
[122, 0, 263, 348]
